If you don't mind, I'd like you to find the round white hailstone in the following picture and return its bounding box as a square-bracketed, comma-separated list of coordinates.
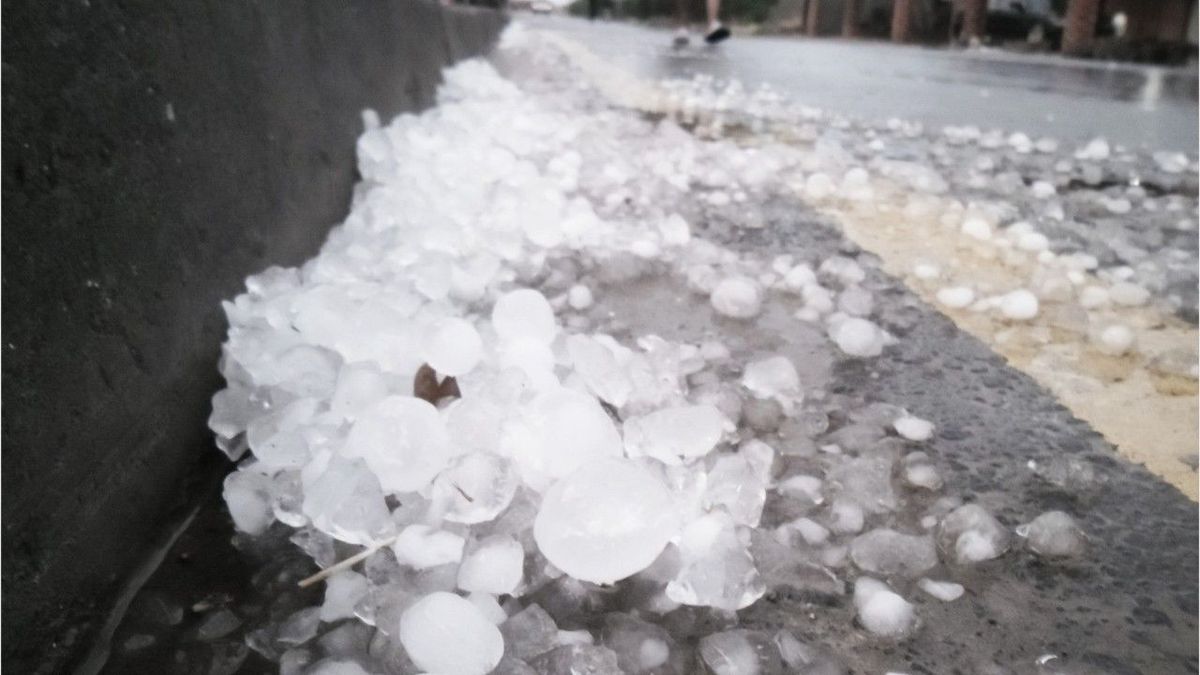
[492, 288, 558, 344]
[343, 396, 451, 494]
[457, 535, 525, 595]
[778, 474, 823, 503]
[955, 529, 1002, 563]
[1035, 137, 1058, 153]
[700, 340, 731, 361]
[631, 239, 660, 258]
[830, 498, 865, 534]
[838, 286, 874, 317]
[1007, 221, 1034, 237]
[659, 214, 691, 246]
[710, 277, 763, 319]
[533, 458, 680, 584]
[1017, 511, 1087, 558]
[1109, 282, 1150, 307]
[467, 593, 508, 625]
[893, 416, 935, 441]
[999, 290, 1039, 320]
[568, 284, 594, 310]
[937, 287, 975, 309]
[795, 307, 822, 323]
[432, 452, 518, 524]
[917, 578, 964, 602]
[831, 318, 885, 358]
[802, 284, 835, 313]
[854, 579, 917, 638]
[913, 264, 940, 281]
[784, 264, 817, 291]
[789, 517, 830, 545]
[1016, 232, 1049, 252]
[960, 216, 992, 241]
[1075, 137, 1110, 160]
[742, 356, 801, 399]
[639, 638, 671, 669]
[1096, 325, 1135, 356]
[1030, 181, 1056, 198]
[398, 592, 504, 675]
[1078, 285, 1110, 309]
[1105, 198, 1132, 214]
[805, 172, 836, 200]
[819, 257, 867, 285]
[392, 525, 465, 569]
[424, 318, 483, 376]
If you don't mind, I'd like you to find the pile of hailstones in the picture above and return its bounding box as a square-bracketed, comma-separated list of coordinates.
[210, 56, 1088, 675]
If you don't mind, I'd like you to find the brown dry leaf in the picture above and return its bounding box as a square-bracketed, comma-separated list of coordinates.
[413, 363, 461, 405]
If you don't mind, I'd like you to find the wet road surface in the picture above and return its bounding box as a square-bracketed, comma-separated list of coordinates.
[526, 15, 1199, 152]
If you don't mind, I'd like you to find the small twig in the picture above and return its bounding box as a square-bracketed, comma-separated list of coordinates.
[297, 535, 398, 589]
[451, 481, 475, 503]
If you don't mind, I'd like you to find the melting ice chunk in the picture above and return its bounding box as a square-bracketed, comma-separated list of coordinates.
[850, 529, 938, 577]
[223, 471, 274, 536]
[741, 356, 801, 402]
[534, 458, 680, 584]
[666, 511, 765, 611]
[320, 572, 369, 622]
[698, 630, 783, 675]
[398, 592, 504, 675]
[1017, 511, 1087, 559]
[567, 335, 633, 407]
[893, 415, 934, 441]
[623, 404, 727, 465]
[917, 578, 964, 602]
[704, 453, 769, 527]
[301, 455, 394, 546]
[503, 387, 623, 491]
[936, 504, 1010, 564]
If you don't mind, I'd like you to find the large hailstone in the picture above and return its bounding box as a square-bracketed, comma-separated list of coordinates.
[341, 396, 452, 494]
[710, 276, 763, 319]
[398, 592, 504, 675]
[831, 317, 885, 357]
[534, 458, 680, 584]
[492, 288, 558, 344]
[423, 317, 483, 376]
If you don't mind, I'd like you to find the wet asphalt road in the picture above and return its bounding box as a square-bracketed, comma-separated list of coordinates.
[524, 14, 1199, 152]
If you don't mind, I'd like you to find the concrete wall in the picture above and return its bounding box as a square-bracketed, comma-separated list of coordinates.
[0, 1, 504, 672]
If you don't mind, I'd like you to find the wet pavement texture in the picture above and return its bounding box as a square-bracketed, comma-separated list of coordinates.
[525, 15, 1199, 152]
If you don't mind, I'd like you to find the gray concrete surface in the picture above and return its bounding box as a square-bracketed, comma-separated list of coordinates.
[1, 3, 504, 672]
[524, 15, 1199, 152]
